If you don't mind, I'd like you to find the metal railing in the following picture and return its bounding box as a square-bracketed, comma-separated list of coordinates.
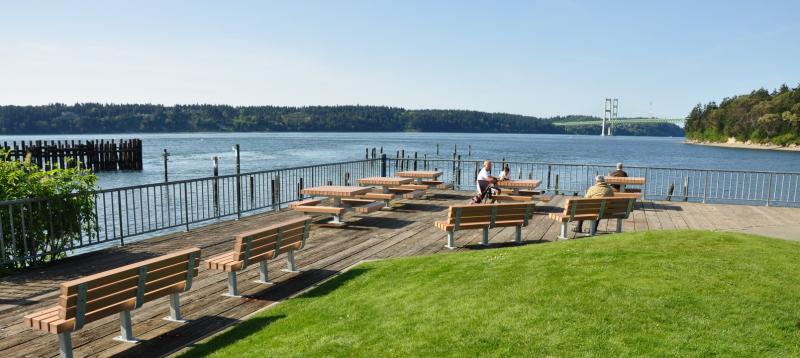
[386, 157, 800, 207]
[2, 155, 799, 268]
[1, 158, 382, 267]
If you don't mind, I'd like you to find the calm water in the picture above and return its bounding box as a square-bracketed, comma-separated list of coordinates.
[2, 132, 799, 189]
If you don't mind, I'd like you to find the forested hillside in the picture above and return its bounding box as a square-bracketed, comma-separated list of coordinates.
[685, 84, 800, 146]
[0, 103, 681, 136]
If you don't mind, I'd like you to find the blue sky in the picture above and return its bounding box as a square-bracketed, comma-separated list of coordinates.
[1, 0, 798, 118]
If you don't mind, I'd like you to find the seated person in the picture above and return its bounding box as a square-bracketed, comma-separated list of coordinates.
[497, 165, 511, 181]
[476, 160, 493, 193]
[472, 177, 502, 204]
[573, 176, 614, 232]
[608, 162, 628, 191]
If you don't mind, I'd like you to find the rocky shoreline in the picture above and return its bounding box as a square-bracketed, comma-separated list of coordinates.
[685, 138, 800, 152]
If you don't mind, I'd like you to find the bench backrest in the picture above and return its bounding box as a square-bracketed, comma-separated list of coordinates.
[446, 202, 534, 230]
[233, 216, 312, 270]
[57, 247, 201, 331]
[562, 197, 635, 221]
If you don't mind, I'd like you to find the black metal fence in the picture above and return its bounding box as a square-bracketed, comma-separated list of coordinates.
[386, 157, 800, 206]
[2, 155, 799, 268]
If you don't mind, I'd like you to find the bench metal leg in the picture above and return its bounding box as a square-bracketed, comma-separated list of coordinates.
[445, 231, 456, 249]
[283, 250, 300, 273]
[114, 311, 139, 343]
[223, 272, 240, 297]
[558, 223, 568, 240]
[329, 214, 344, 225]
[616, 219, 623, 233]
[163, 292, 187, 323]
[254, 260, 273, 284]
[58, 332, 73, 358]
[589, 221, 598, 236]
[515, 226, 522, 244]
[481, 228, 489, 246]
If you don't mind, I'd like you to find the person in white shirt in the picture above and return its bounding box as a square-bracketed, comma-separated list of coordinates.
[476, 160, 493, 193]
[497, 165, 511, 181]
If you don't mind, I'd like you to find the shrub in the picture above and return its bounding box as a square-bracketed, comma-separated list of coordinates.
[0, 150, 98, 268]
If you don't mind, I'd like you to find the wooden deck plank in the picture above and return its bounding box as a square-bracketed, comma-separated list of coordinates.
[1, 190, 799, 357]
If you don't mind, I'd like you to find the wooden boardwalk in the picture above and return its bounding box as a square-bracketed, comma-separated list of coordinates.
[1, 191, 799, 357]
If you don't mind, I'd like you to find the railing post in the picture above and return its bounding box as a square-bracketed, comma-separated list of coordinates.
[380, 154, 387, 177]
[117, 191, 124, 245]
[702, 170, 709, 203]
[234, 144, 241, 219]
[643, 168, 648, 200]
[249, 176, 255, 207]
[766, 173, 774, 207]
[183, 182, 190, 231]
[212, 156, 219, 216]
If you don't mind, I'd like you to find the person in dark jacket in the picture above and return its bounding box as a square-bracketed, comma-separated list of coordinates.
[607, 162, 628, 191]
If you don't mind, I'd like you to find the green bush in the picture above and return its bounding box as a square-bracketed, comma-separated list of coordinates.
[0, 150, 98, 268]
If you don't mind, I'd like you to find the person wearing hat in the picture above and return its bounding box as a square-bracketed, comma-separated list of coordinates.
[573, 175, 615, 232]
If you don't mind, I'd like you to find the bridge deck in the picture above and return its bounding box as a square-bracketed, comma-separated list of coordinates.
[1, 191, 798, 357]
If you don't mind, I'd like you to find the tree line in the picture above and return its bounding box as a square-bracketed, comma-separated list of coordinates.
[685, 84, 800, 146]
[0, 103, 681, 136]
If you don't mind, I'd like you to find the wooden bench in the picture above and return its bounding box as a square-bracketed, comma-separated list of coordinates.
[288, 198, 346, 216]
[23, 248, 201, 358]
[421, 180, 452, 189]
[205, 216, 312, 297]
[434, 202, 535, 249]
[548, 197, 636, 239]
[341, 198, 385, 213]
[492, 194, 534, 203]
[388, 187, 426, 199]
[400, 183, 430, 191]
[358, 191, 395, 201]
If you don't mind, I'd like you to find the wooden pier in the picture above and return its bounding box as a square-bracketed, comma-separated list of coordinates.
[1, 139, 143, 171]
[1, 191, 798, 357]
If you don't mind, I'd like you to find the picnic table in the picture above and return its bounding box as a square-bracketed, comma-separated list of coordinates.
[299, 185, 374, 225]
[496, 179, 542, 195]
[356, 177, 415, 207]
[604, 177, 646, 192]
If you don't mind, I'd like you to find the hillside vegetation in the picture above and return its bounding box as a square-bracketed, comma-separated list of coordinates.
[0, 104, 682, 136]
[685, 84, 800, 146]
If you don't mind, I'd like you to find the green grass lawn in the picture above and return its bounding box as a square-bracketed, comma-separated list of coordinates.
[179, 230, 800, 357]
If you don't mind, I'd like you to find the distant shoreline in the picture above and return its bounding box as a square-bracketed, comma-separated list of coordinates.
[685, 139, 800, 152]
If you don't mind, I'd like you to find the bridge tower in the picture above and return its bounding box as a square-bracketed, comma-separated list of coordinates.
[602, 98, 618, 136]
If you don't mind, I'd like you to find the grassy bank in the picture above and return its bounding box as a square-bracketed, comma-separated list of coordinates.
[180, 230, 800, 357]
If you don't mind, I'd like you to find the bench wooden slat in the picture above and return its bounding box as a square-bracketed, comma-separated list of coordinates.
[59, 248, 199, 296]
[59, 259, 193, 308]
[292, 205, 346, 215]
[287, 198, 324, 209]
[358, 192, 395, 200]
[354, 201, 385, 213]
[399, 184, 430, 190]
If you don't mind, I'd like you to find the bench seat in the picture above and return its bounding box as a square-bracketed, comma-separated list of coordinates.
[388, 187, 425, 199]
[358, 192, 396, 201]
[492, 195, 534, 203]
[399, 184, 430, 190]
[421, 180, 452, 189]
[434, 202, 535, 249]
[353, 201, 385, 213]
[548, 197, 636, 239]
[24, 248, 201, 358]
[292, 205, 346, 215]
[205, 216, 312, 297]
[287, 198, 324, 209]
